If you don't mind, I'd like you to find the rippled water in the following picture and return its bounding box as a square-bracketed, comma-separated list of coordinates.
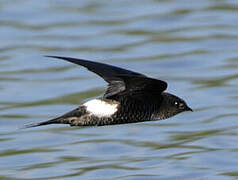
[1, 0, 238, 179]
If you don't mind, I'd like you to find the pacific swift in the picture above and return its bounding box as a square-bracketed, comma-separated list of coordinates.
[26, 56, 192, 128]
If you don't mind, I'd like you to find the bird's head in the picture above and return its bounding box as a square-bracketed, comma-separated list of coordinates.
[159, 92, 192, 119]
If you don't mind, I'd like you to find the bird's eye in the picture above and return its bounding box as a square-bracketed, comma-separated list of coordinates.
[174, 101, 185, 109]
[174, 101, 179, 107]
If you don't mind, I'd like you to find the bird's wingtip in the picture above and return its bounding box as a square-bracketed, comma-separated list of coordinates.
[44, 55, 75, 61]
[44, 55, 60, 58]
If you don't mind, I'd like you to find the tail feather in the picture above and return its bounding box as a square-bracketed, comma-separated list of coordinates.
[23, 118, 61, 129]
[23, 106, 85, 128]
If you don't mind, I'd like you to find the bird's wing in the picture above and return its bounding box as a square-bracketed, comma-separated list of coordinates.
[46, 56, 167, 98]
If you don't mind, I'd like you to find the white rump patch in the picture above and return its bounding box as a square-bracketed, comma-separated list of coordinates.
[83, 99, 118, 117]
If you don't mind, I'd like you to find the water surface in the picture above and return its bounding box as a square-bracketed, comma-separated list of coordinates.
[1, 0, 238, 179]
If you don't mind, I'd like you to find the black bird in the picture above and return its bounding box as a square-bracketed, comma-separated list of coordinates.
[26, 56, 192, 128]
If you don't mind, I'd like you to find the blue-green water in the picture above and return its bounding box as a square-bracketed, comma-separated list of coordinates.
[1, 0, 238, 179]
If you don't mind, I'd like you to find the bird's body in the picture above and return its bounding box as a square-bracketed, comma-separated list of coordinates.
[26, 56, 192, 128]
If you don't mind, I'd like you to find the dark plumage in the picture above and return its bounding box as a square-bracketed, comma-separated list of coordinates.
[25, 56, 192, 128]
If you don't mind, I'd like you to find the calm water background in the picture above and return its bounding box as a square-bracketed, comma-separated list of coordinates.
[1, 0, 238, 179]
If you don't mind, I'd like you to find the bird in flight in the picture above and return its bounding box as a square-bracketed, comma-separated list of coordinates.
[26, 56, 192, 128]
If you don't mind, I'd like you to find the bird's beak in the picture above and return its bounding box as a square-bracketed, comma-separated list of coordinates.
[186, 106, 193, 112]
